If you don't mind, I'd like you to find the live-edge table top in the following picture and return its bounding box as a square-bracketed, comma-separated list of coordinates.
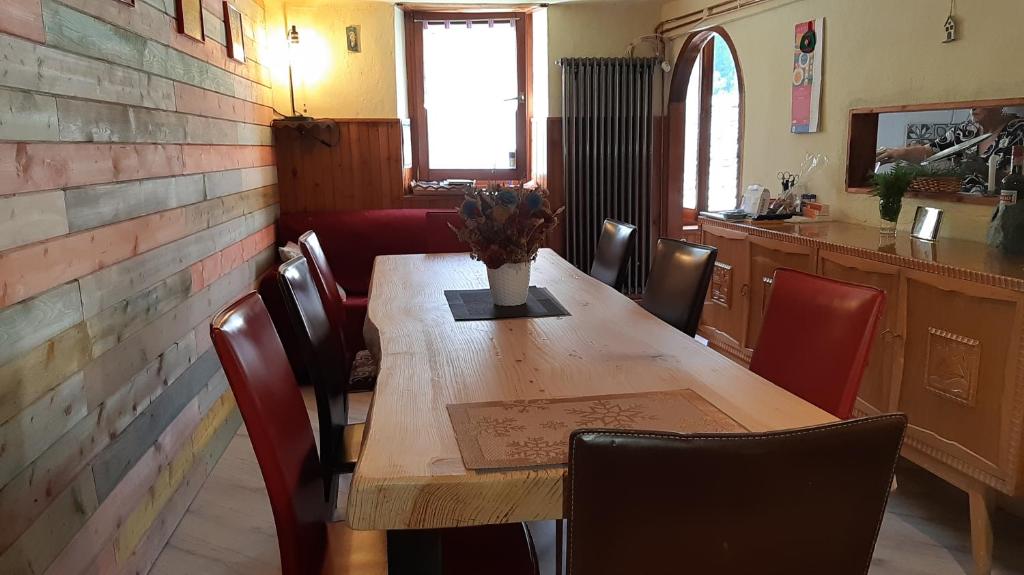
[346, 249, 835, 530]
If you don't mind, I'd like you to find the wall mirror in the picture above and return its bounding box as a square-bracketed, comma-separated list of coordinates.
[846, 98, 1024, 206]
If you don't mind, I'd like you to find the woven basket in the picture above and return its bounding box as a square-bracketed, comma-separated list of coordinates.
[909, 176, 961, 195]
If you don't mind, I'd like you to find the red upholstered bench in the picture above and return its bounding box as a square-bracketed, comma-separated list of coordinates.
[276, 209, 467, 352]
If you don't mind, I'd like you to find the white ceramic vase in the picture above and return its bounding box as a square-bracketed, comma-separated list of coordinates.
[487, 262, 531, 306]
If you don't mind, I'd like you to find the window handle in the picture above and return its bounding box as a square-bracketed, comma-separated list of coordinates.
[504, 93, 525, 103]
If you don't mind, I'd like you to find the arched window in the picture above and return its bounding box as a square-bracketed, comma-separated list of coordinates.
[665, 28, 743, 226]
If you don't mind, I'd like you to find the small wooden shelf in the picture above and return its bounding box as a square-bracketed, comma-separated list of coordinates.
[847, 187, 999, 206]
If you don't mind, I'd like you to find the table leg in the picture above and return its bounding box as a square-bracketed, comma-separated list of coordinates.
[968, 486, 995, 575]
[387, 530, 443, 575]
[555, 519, 564, 575]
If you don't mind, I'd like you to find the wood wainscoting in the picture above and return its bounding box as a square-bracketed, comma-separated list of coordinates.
[272, 119, 461, 212]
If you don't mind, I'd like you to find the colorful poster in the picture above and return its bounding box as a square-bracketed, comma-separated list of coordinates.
[791, 18, 824, 134]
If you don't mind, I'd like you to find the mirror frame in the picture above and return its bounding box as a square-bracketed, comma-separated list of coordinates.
[845, 96, 1024, 206]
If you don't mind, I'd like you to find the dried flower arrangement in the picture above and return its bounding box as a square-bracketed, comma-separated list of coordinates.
[451, 185, 564, 269]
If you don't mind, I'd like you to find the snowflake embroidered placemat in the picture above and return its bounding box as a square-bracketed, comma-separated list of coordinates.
[446, 389, 747, 470]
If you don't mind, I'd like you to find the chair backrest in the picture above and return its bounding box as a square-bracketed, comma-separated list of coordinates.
[278, 256, 351, 504]
[210, 292, 328, 575]
[566, 415, 907, 575]
[640, 238, 717, 337]
[590, 219, 637, 291]
[750, 268, 885, 419]
[298, 230, 352, 363]
[257, 268, 310, 386]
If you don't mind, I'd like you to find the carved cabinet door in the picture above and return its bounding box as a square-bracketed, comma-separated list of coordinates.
[744, 236, 817, 354]
[818, 252, 901, 416]
[699, 225, 749, 361]
[897, 269, 1024, 492]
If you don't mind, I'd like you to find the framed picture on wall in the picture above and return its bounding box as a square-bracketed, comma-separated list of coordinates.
[176, 0, 205, 42]
[346, 25, 361, 53]
[224, 2, 245, 63]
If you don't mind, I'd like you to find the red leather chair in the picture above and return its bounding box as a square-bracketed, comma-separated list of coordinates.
[299, 231, 376, 391]
[565, 415, 907, 575]
[277, 256, 361, 507]
[299, 231, 353, 363]
[211, 292, 540, 575]
[749, 268, 885, 419]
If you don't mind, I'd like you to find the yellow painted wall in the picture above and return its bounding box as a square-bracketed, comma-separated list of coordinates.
[661, 0, 1019, 242]
[548, 1, 665, 116]
[264, 0, 400, 118]
[263, 0, 665, 119]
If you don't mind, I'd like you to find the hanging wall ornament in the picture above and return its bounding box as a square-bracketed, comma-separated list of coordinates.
[943, 0, 957, 43]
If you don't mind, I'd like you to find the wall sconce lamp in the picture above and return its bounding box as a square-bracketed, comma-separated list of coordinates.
[286, 25, 312, 120]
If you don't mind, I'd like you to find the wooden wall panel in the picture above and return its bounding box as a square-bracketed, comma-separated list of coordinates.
[274, 119, 461, 213]
[0, 0, 277, 572]
[0, 34, 176, 111]
[0, 87, 58, 141]
[0, 0, 45, 43]
[64, 175, 206, 233]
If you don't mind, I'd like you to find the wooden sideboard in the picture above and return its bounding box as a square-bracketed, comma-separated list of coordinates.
[698, 217, 1024, 575]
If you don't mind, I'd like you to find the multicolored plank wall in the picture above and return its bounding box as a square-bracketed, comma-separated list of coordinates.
[0, 0, 278, 573]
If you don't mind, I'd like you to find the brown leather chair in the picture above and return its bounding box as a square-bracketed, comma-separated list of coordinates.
[210, 292, 540, 575]
[640, 238, 717, 337]
[590, 219, 637, 291]
[278, 256, 361, 507]
[565, 414, 907, 575]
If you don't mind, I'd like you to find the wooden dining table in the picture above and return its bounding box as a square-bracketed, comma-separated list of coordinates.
[347, 248, 836, 534]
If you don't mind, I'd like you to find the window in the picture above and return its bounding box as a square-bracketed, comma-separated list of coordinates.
[665, 29, 743, 225]
[405, 12, 530, 183]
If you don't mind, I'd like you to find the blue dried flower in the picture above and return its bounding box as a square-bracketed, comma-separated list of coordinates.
[496, 190, 519, 207]
[525, 191, 544, 211]
[461, 199, 482, 219]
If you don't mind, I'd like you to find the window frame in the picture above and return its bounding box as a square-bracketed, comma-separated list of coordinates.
[664, 27, 744, 227]
[404, 10, 532, 184]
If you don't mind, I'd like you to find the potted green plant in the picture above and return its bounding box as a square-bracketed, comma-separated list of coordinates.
[871, 164, 917, 235]
[452, 186, 564, 306]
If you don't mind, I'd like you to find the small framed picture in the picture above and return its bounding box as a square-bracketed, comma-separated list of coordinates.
[223, 2, 245, 63]
[176, 0, 205, 42]
[346, 25, 361, 53]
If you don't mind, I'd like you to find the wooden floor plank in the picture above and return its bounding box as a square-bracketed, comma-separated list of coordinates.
[149, 389, 1024, 575]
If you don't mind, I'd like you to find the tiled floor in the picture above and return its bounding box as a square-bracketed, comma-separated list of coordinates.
[150, 389, 1024, 575]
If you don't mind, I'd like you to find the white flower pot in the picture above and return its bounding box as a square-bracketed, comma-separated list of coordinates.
[487, 262, 531, 306]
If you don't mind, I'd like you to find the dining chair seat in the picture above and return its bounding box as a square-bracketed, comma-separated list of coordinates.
[211, 292, 540, 575]
[590, 219, 637, 291]
[640, 238, 717, 337]
[565, 415, 907, 575]
[750, 268, 886, 419]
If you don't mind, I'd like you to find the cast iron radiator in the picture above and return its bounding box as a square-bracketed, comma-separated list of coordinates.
[559, 57, 657, 294]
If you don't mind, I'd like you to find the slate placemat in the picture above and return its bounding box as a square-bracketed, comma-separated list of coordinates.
[447, 389, 747, 470]
[444, 287, 571, 321]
